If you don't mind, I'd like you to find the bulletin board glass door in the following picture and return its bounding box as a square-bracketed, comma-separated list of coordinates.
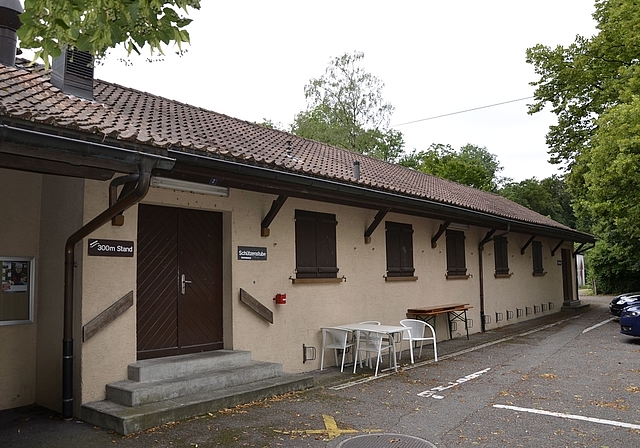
[1, 257, 34, 325]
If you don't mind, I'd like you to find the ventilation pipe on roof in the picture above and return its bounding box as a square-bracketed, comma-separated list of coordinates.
[0, 0, 22, 67]
[353, 160, 360, 181]
[51, 47, 94, 100]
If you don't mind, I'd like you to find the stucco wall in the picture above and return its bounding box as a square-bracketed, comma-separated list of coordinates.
[0, 169, 41, 411]
[36, 174, 84, 412]
[77, 178, 139, 410]
[0, 167, 580, 416]
[482, 233, 571, 329]
[77, 184, 238, 405]
[133, 186, 571, 374]
[229, 195, 468, 371]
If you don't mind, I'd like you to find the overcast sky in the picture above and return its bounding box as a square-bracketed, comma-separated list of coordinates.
[91, 1, 598, 182]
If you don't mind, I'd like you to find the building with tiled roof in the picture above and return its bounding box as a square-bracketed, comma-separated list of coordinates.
[0, 11, 593, 434]
[0, 59, 593, 241]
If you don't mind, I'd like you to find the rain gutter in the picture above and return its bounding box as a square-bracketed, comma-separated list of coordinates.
[169, 150, 595, 244]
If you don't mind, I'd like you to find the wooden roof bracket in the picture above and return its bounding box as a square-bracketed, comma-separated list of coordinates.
[521, 235, 536, 255]
[364, 208, 391, 243]
[431, 221, 451, 248]
[551, 240, 565, 256]
[261, 195, 288, 237]
[109, 174, 139, 226]
[574, 242, 595, 256]
[479, 229, 497, 247]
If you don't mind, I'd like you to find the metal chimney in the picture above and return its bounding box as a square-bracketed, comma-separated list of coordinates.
[0, 0, 22, 67]
[51, 47, 94, 100]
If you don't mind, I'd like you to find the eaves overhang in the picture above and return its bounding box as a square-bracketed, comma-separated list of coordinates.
[0, 116, 595, 245]
[0, 122, 175, 179]
[168, 150, 596, 245]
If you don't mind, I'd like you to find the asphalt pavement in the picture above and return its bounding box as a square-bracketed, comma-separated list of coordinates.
[2, 294, 639, 448]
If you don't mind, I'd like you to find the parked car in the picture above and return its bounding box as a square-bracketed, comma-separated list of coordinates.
[620, 305, 640, 337]
[609, 292, 640, 317]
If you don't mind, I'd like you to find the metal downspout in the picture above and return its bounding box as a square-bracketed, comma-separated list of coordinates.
[478, 245, 486, 332]
[572, 249, 581, 304]
[62, 158, 155, 419]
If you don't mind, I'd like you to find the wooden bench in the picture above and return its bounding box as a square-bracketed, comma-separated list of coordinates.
[406, 303, 473, 340]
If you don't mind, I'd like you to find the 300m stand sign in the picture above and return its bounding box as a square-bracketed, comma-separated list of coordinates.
[88, 239, 134, 257]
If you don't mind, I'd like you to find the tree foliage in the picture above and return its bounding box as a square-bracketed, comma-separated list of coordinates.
[257, 118, 286, 131]
[499, 175, 576, 228]
[399, 143, 507, 192]
[18, 0, 201, 67]
[577, 98, 640, 292]
[291, 51, 404, 162]
[527, 0, 640, 293]
[526, 0, 640, 169]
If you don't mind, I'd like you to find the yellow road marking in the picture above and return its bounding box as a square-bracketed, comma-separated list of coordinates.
[274, 414, 381, 441]
[305, 415, 359, 440]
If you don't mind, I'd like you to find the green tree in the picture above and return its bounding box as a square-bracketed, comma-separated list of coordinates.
[291, 51, 404, 162]
[399, 143, 507, 192]
[257, 119, 286, 131]
[577, 98, 640, 292]
[18, 0, 201, 67]
[499, 176, 576, 228]
[525, 0, 640, 169]
[527, 0, 640, 293]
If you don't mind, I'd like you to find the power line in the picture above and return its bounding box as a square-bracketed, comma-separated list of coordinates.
[391, 96, 534, 127]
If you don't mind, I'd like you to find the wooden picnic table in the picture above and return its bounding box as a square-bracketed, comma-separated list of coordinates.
[406, 303, 473, 340]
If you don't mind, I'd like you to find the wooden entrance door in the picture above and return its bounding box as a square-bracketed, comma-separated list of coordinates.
[137, 204, 223, 360]
[561, 248, 574, 302]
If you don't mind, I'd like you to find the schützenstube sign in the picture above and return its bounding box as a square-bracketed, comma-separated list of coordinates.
[237, 246, 267, 261]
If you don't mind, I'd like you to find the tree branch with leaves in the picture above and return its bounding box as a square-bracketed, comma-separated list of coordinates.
[18, 0, 201, 67]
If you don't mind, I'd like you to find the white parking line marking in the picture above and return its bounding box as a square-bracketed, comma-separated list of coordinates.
[582, 317, 616, 334]
[494, 404, 640, 430]
[418, 367, 491, 399]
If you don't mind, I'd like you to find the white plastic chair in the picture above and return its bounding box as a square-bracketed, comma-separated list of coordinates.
[320, 328, 355, 372]
[356, 321, 380, 368]
[353, 329, 395, 376]
[399, 319, 438, 364]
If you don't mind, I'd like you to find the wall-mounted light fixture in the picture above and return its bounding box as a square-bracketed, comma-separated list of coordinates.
[150, 176, 229, 197]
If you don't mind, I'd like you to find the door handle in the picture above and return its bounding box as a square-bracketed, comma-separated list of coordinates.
[181, 274, 192, 295]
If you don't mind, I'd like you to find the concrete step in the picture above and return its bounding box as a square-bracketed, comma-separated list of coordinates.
[107, 360, 283, 406]
[81, 373, 315, 435]
[128, 350, 253, 382]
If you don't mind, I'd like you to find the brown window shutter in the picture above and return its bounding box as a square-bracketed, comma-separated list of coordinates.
[494, 236, 509, 275]
[295, 210, 319, 278]
[532, 241, 544, 274]
[295, 210, 338, 278]
[446, 230, 467, 276]
[386, 222, 415, 277]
